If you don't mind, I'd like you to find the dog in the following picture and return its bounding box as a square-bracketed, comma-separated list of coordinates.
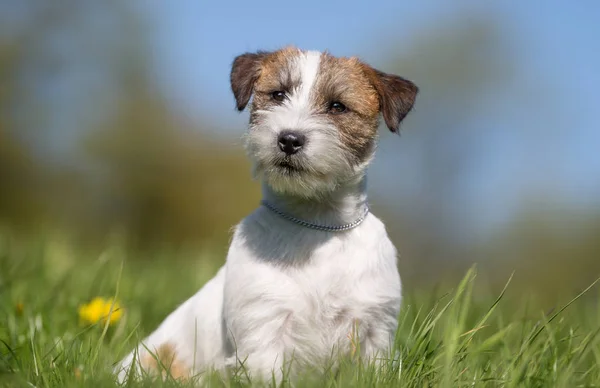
[115, 46, 418, 384]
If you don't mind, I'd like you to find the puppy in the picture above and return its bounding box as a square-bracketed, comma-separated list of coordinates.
[115, 46, 418, 384]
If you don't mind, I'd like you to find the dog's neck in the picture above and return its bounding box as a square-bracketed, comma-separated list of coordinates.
[261, 176, 369, 227]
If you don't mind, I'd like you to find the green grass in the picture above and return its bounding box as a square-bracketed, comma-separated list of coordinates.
[1, 233, 599, 387]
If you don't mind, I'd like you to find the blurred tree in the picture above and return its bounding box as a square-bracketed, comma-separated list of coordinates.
[0, 1, 261, 250]
[371, 15, 598, 303]
[371, 16, 518, 285]
[78, 6, 260, 250]
[83, 68, 260, 249]
[1, 1, 598, 303]
[480, 202, 600, 305]
[0, 38, 46, 229]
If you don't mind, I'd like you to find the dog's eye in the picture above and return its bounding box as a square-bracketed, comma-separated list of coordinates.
[271, 91, 286, 102]
[329, 101, 347, 114]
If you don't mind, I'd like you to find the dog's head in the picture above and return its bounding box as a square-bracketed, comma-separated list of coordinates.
[231, 46, 418, 198]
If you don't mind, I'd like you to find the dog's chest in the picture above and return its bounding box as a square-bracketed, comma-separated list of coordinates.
[224, 214, 402, 357]
[283, 233, 400, 335]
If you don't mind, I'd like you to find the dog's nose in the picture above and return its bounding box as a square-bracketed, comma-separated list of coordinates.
[277, 131, 305, 155]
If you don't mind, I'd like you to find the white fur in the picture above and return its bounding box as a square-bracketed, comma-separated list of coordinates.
[115, 211, 401, 383]
[245, 51, 358, 198]
[292, 50, 321, 109]
[114, 49, 403, 384]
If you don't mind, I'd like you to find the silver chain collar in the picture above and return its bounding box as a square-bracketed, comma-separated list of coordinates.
[260, 200, 370, 232]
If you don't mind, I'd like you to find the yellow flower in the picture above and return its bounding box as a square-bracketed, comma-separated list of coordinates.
[78, 297, 123, 326]
[15, 302, 24, 316]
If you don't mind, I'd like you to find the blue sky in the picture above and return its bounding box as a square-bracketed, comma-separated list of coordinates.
[147, 0, 481, 119]
[147, 1, 599, 125]
[141, 0, 600, 231]
[2, 0, 599, 237]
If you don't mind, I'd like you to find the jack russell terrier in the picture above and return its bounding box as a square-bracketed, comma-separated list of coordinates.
[115, 46, 418, 384]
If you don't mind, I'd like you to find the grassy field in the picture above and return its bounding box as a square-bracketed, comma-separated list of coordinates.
[1, 233, 599, 387]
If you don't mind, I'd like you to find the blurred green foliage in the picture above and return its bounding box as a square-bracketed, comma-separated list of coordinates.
[1, 235, 598, 387]
[0, 3, 598, 308]
[0, 21, 260, 250]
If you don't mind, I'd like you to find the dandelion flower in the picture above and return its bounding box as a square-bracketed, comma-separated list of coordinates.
[15, 302, 24, 316]
[78, 297, 123, 326]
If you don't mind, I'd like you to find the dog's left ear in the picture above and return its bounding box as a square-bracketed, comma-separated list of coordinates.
[230, 51, 270, 111]
[365, 67, 418, 133]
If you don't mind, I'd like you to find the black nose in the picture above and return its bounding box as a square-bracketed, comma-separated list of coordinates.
[277, 131, 306, 155]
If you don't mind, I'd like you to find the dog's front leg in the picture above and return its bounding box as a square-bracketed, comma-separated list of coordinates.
[223, 309, 291, 384]
[356, 310, 399, 372]
[225, 347, 285, 384]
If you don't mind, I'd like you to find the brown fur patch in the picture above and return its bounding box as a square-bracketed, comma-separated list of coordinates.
[141, 343, 188, 381]
[230, 45, 418, 158]
[347, 318, 361, 358]
[230, 47, 304, 112]
[250, 46, 302, 117]
[232, 46, 304, 123]
[314, 53, 381, 161]
[361, 65, 418, 133]
[254, 46, 302, 93]
[230, 51, 271, 111]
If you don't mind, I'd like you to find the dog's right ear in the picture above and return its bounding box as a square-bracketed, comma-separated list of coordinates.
[230, 51, 270, 111]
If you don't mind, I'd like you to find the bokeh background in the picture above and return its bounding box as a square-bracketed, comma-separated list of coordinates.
[1, 1, 599, 305]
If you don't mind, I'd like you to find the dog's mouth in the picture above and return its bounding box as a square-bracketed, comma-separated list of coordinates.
[267, 156, 306, 175]
[276, 159, 302, 174]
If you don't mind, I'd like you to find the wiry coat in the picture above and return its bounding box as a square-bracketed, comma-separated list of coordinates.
[115, 46, 417, 384]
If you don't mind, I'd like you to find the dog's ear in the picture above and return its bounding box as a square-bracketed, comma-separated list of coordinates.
[364, 66, 418, 133]
[230, 51, 270, 111]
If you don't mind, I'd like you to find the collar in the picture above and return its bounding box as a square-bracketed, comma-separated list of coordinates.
[260, 200, 369, 232]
